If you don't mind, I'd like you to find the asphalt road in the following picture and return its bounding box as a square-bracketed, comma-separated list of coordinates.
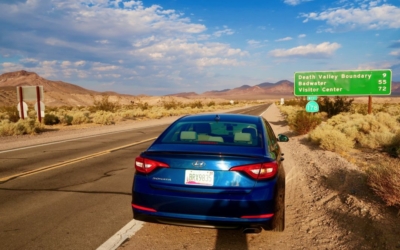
[0, 104, 270, 250]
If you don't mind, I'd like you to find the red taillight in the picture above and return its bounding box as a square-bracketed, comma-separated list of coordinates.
[132, 204, 157, 212]
[241, 213, 274, 219]
[230, 162, 278, 180]
[135, 156, 169, 174]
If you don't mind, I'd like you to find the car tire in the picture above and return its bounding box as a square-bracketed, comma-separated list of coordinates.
[271, 173, 285, 232]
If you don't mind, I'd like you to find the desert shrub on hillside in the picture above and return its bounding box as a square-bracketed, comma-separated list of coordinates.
[91, 95, 120, 112]
[386, 130, 400, 157]
[318, 96, 354, 118]
[162, 100, 182, 110]
[59, 114, 73, 125]
[137, 102, 150, 110]
[207, 101, 215, 107]
[277, 105, 303, 124]
[350, 103, 400, 116]
[92, 111, 115, 125]
[367, 158, 400, 209]
[190, 101, 203, 109]
[283, 97, 308, 107]
[0, 119, 44, 136]
[71, 111, 91, 125]
[309, 112, 400, 152]
[309, 124, 355, 152]
[0, 106, 19, 122]
[291, 111, 322, 135]
[44, 114, 60, 125]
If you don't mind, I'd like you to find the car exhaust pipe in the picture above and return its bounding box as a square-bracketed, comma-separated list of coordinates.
[242, 227, 262, 234]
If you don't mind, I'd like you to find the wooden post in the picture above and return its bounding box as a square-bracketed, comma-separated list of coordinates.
[36, 86, 42, 123]
[368, 95, 372, 114]
[19, 87, 24, 120]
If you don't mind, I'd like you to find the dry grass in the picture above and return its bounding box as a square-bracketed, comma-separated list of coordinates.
[366, 158, 400, 209]
[0, 98, 256, 135]
[278, 100, 400, 210]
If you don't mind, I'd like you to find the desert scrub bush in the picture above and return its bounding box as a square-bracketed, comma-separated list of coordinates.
[190, 101, 203, 109]
[71, 111, 91, 125]
[59, 114, 73, 125]
[366, 158, 400, 209]
[207, 101, 215, 107]
[27, 110, 37, 119]
[0, 119, 44, 136]
[137, 102, 150, 110]
[291, 111, 322, 135]
[91, 95, 120, 112]
[44, 114, 60, 125]
[277, 105, 303, 125]
[92, 111, 115, 125]
[309, 112, 400, 152]
[162, 100, 182, 110]
[385, 130, 400, 157]
[309, 124, 355, 152]
[283, 97, 308, 107]
[318, 96, 354, 118]
[0, 106, 19, 122]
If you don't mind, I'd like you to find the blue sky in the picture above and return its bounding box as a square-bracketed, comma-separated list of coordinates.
[0, 0, 399, 95]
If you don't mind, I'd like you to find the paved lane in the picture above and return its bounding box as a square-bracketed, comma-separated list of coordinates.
[0, 104, 270, 250]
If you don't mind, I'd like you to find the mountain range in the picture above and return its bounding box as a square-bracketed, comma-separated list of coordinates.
[0, 70, 399, 107]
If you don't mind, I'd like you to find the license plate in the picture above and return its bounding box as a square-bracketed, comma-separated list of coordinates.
[185, 170, 214, 186]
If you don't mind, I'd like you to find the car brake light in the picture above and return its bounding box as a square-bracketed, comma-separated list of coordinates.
[241, 213, 274, 219]
[135, 156, 169, 174]
[132, 204, 157, 212]
[230, 162, 278, 180]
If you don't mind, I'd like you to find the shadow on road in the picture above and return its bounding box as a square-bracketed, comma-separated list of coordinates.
[215, 229, 248, 249]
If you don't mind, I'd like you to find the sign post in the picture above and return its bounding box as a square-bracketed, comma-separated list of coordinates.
[17, 86, 44, 121]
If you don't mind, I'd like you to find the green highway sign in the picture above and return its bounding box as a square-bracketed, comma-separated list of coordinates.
[307, 96, 318, 101]
[306, 101, 319, 113]
[294, 69, 392, 96]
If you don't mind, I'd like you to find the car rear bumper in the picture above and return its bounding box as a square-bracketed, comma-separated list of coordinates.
[132, 190, 276, 229]
[132, 207, 273, 229]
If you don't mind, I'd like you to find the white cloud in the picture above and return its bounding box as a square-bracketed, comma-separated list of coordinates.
[247, 40, 261, 46]
[92, 65, 119, 71]
[0, 0, 251, 94]
[298, 34, 306, 38]
[213, 28, 235, 37]
[284, 0, 313, 6]
[390, 50, 400, 57]
[75, 61, 86, 67]
[275, 37, 293, 42]
[269, 42, 341, 58]
[302, 4, 400, 30]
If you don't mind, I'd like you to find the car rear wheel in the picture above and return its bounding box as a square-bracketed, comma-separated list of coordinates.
[271, 172, 285, 232]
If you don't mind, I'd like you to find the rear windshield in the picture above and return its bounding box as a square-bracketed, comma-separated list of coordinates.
[159, 121, 262, 147]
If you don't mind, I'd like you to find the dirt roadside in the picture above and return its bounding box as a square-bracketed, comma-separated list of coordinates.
[119, 103, 400, 250]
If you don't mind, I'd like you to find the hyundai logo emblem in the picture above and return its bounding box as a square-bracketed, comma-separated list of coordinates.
[192, 161, 206, 167]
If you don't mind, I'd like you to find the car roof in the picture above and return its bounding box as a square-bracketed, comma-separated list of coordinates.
[178, 113, 262, 123]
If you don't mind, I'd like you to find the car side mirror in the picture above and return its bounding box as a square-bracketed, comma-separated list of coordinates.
[277, 134, 289, 142]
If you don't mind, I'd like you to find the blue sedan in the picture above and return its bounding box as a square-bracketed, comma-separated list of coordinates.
[131, 113, 289, 233]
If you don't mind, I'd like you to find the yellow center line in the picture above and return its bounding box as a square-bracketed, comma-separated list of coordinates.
[0, 137, 157, 183]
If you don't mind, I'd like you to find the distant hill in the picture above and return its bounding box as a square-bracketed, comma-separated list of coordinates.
[0, 70, 136, 107]
[199, 80, 294, 97]
[1, 70, 399, 106]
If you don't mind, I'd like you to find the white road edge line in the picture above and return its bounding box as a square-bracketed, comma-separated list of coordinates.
[96, 220, 144, 250]
[97, 104, 271, 250]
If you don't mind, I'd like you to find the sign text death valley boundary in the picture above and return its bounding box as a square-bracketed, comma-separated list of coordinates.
[294, 70, 392, 96]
